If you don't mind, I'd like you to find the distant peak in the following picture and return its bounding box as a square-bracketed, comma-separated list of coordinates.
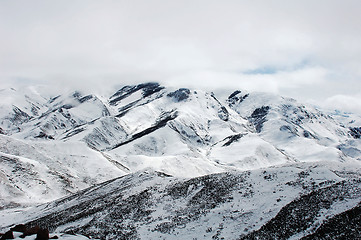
[109, 82, 165, 106]
[167, 88, 191, 102]
[227, 90, 249, 106]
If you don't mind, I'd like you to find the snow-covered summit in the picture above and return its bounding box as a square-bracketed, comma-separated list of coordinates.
[1, 82, 361, 239]
[0, 82, 361, 210]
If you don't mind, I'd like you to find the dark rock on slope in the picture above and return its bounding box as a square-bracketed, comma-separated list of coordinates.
[249, 106, 270, 133]
[218, 106, 229, 121]
[110, 110, 178, 150]
[222, 133, 245, 146]
[11, 106, 32, 125]
[167, 88, 191, 102]
[227, 91, 249, 106]
[109, 82, 164, 106]
[350, 127, 361, 139]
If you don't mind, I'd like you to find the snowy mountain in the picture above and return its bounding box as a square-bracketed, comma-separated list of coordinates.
[0, 82, 360, 239]
[1, 162, 360, 239]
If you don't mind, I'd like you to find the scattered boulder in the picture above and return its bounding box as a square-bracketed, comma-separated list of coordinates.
[26, 226, 41, 236]
[35, 228, 49, 240]
[0, 230, 14, 240]
[0, 225, 54, 240]
[10, 224, 26, 233]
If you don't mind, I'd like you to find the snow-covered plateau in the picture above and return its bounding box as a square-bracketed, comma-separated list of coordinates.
[0, 82, 360, 239]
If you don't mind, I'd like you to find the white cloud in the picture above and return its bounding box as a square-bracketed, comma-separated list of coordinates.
[0, 0, 361, 113]
[323, 95, 361, 115]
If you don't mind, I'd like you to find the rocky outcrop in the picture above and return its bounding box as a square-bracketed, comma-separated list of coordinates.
[11, 106, 31, 126]
[0, 231, 13, 240]
[1, 224, 56, 240]
[350, 127, 361, 139]
[222, 133, 245, 146]
[110, 110, 178, 150]
[249, 106, 270, 133]
[218, 106, 229, 121]
[227, 90, 249, 106]
[167, 88, 191, 102]
[109, 83, 164, 106]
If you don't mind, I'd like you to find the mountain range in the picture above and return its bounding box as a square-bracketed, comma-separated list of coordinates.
[0, 82, 360, 239]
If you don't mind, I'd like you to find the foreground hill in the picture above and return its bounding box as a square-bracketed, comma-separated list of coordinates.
[1, 162, 360, 239]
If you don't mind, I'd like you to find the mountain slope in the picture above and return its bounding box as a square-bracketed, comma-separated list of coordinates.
[1, 82, 361, 239]
[1, 82, 361, 210]
[1, 162, 360, 240]
[0, 134, 126, 209]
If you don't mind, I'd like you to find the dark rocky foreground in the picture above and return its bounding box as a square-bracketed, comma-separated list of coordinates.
[2, 163, 360, 240]
[0, 224, 57, 240]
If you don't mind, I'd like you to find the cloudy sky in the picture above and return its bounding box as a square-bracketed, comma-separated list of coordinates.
[1, 0, 361, 113]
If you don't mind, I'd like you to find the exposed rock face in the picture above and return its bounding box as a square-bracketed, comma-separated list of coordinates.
[350, 127, 361, 139]
[303, 129, 316, 138]
[167, 88, 191, 102]
[35, 228, 49, 240]
[34, 132, 54, 140]
[222, 133, 245, 146]
[110, 110, 179, 150]
[109, 82, 164, 106]
[11, 106, 31, 125]
[1, 224, 58, 240]
[0, 231, 14, 240]
[249, 106, 270, 133]
[10, 224, 27, 233]
[218, 106, 229, 121]
[227, 90, 249, 106]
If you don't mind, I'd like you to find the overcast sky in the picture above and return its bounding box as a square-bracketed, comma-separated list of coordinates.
[1, 0, 361, 113]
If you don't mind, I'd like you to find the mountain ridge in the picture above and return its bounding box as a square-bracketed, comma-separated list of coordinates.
[0, 82, 360, 239]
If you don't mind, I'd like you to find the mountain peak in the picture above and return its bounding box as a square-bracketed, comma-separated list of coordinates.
[1, 82, 361, 239]
[0, 82, 360, 210]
